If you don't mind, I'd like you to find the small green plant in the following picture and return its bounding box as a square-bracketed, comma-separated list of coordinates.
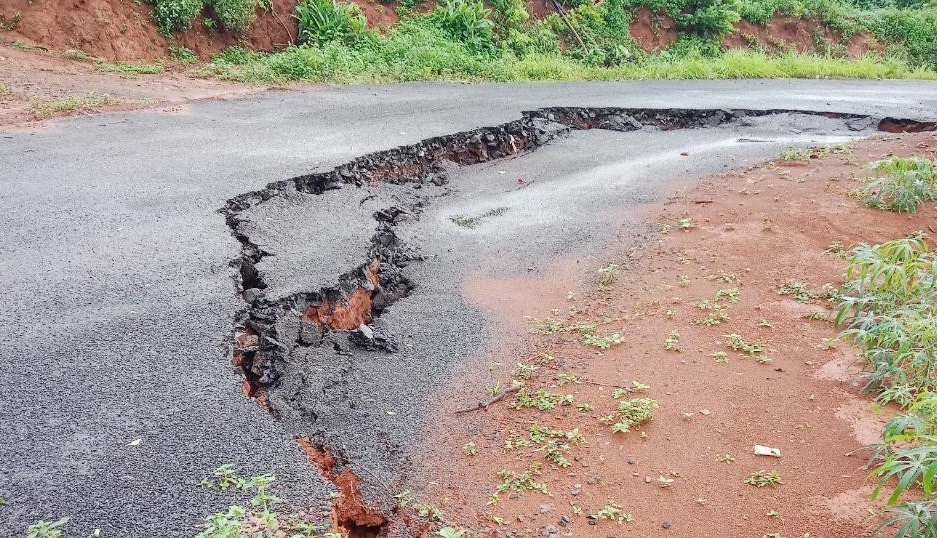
[724, 333, 766, 356]
[428, 0, 495, 51]
[665, 330, 681, 352]
[26, 518, 69, 538]
[62, 49, 90, 61]
[677, 217, 696, 230]
[463, 441, 477, 456]
[394, 490, 414, 507]
[716, 288, 740, 303]
[777, 280, 816, 303]
[436, 528, 467, 538]
[170, 46, 199, 64]
[745, 469, 783, 487]
[862, 157, 937, 213]
[152, 0, 204, 35]
[716, 453, 735, 463]
[597, 263, 621, 290]
[606, 397, 658, 434]
[712, 351, 729, 363]
[576, 402, 593, 412]
[593, 502, 634, 523]
[209, 0, 260, 33]
[612, 380, 649, 398]
[0, 10, 22, 31]
[584, 333, 623, 349]
[511, 388, 573, 410]
[294, 0, 368, 46]
[657, 474, 675, 487]
[495, 465, 549, 496]
[781, 146, 812, 161]
[95, 61, 165, 74]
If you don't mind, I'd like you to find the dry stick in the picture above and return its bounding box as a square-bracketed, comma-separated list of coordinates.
[549, 0, 588, 52]
[454, 384, 521, 414]
[270, 5, 295, 45]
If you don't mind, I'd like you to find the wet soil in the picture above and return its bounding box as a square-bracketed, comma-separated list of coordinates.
[414, 132, 937, 537]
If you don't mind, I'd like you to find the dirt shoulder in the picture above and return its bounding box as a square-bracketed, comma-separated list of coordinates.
[412, 132, 937, 537]
[0, 45, 265, 128]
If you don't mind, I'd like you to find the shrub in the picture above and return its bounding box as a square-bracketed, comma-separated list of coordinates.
[209, 0, 259, 33]
[678, 0, 743, 37]
[862, 157, 937, 213]
[294, 0, 368, 46]
[170, 46, 199, 63]
[427, 0, 496, 51]
[153, 0, 204, 35]
[858, 7, 937, 70]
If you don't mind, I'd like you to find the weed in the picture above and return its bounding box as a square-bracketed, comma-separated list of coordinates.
[417, 504, 443, 521]
[724, 333, 767, 355]
[95, 61, 165, 74]
[576, 402, 593, 412]
[170, 46, 199, 64]
[512, 362, 538, 379]
[26, 518, 69, 538]
[657, 474, 675, 487]
[294, 0, 368, 46]
[782, 146, 812, 160]
[30, 95, 121, 119]
[778, 279, 817, 303]
[665, 330, 681, 352]
[495, 465, 548, 496]
[584, 332, 623, 349]
[716, 453, 735, 463]
[712, 351, 729, 363]
[861, 157, 937, 213]
[767, 509, 781, 518]
[511, 388, 573, 410]
[698, 302, 730, 326]
[593, 502, 634, 523]
[682, 411, 695, 420]
[395, 490, 413, 507]
[759, 319, 774, 328]
[152, 0, 203, 35]
[716, 287, 740, 303]
[62, 49, 90, 61]
[463, 441, 477, 456]
[612, 380, 650, 398]
[745, 469, 783, 487]
[429, 0, 495, 51]
[0, 10, 21, 31]
[210, 0, 261, 33]
[605, 397, 658, 434]
[677, 217, 696, 230]
[597, 263, 621, 290]
[503, 432, 531, 450]
[436, 528, 467, 538]
[556, 373, 580, 386]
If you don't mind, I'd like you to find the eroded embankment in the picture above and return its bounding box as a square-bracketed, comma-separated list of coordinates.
[219, 106, 934, 535]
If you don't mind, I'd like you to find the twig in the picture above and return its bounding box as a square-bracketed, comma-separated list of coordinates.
[548, 0, 587, 51]
[454, 384, 521, 414]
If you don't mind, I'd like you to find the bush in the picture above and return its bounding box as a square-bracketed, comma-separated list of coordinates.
[152, 0, 204, 35]
[677, 0, 742, 37]
[294, 0, 368, 46]
[862, 157, 937, 213]
[169, 46, 199, 63]
[427, 0, 496, 51]
[209, 0, 258, 33]
[858, 7, 937, 70]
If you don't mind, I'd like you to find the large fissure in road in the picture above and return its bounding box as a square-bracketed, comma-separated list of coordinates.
[220, 106, 932, 536]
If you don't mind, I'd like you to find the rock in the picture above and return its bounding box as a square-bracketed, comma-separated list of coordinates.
[558, 515, 569, 527]
[627, 456, 636, 464]
[644, 476, 653, 483]
[296, 321, 321, 347]
[539, 504, 553, 513]
[570, 484, 582, 496]
[540, 525, 557, 538]
[662, 521, 672, 529]
[242, 288, 264, 303]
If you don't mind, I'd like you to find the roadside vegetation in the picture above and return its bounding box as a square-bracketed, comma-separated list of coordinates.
[148, 0, 937, 82]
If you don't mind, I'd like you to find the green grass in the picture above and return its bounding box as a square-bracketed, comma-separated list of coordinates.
[30, 95, 122, 118]
[95, 62, 166, 75]
[200, 40, 937, 84]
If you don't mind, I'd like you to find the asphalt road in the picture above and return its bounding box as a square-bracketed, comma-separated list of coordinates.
[1, 80, 936, 538]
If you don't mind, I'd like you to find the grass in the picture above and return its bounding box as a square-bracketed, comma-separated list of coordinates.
[200, 43, 937, 84]
[95, 62, 166, 75]
[30, 95, 122, 119]
[745, 469, 783, 487]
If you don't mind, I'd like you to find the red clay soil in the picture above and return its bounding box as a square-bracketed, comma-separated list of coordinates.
[0, 0, 299, 61]
[724, 16, 876, 58]
[0, 45, 262, 127]
[628, 7, 678, 53]
[297, 437, 390, 537]
[413, 132, 937, 538]
[302, 264, 382, 331]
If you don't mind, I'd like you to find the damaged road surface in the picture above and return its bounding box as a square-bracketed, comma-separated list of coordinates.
[225, 108, 933, 536]
[1, 80, 936, 538]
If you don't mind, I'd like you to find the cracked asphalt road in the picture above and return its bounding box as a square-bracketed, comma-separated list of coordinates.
[2, 80, 936, 538]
